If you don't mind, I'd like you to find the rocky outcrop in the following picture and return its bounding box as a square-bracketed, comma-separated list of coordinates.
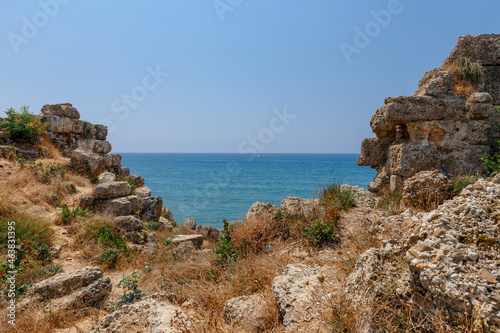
[183, 218, 197, 230]
[280, 197, 321, 219]
[172, 234, 204, 249]
[244, 202, 278, 222]
[90, 297, 193, 333]
[357, 34, 500, 193]
[402, 170, 449, 208]
[19, 267, 111, 311]
[340, 184, 376, 208]
[94, 181, 131, 200]
[406, 178, 500, 327]
[139, 197, 163, 222]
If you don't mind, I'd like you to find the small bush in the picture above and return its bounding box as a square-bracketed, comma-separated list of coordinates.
[450, 175, 477, 197]
[59, 204, 92, 225]
[145, 220, 160, 231]
[30, 161, 66, 184]
[111, 271, 144, 312]
[0, 217, 53, 251]
[82, 121, 95, 139]
[443, 57, 484, 97]
[213, 219, 239, 266]
[320, 183, 356, 211]
[302, 219, 338, 246]
[95, 224, 127, 250]
[1, 106, 49, 140]
[98, 248, 120, 268]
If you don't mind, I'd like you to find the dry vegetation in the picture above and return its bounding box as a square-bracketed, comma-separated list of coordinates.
[442, 56, 484, 97]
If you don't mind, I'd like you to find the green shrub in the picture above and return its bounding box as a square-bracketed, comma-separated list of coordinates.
[30, 161, 66, 184]
[98, 248, 120, 268]
[213, 219, 239, 266]
[60, 204, 92, 225]
[96, 224, 127, 250]
[145, 220, 160, 231]
[483, 116, 500, 175]
[1, 106, 48, 140]
[320, 183, 356, 211]
[83, 121, 95, 139]
[0, 217, 53, 251]
[302, 220, 338, 246]
[450, 175, 477, 197]
[111, 271, 144, 312]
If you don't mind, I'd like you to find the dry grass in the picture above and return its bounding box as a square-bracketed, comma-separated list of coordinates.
[442, 57, 484, 98]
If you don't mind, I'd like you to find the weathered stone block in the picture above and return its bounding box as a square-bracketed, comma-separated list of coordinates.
[41, 103, 80, 119]
[139, 197, 163, 222]
[94, 181, 131, 200]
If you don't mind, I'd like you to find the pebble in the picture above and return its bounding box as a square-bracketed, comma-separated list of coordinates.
[467, 252, 479, 261]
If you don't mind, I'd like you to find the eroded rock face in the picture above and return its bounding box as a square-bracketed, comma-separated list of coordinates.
[41, 103, 80, 119]
[139, 197, 163, 222]
[94, 181, 132, 200]
[172, 234, 204, 249]
[358, 34, 500, 192]
[345, 248, 384, 304]
[280, 197, 321, 219]
[340, 184, 376, 208]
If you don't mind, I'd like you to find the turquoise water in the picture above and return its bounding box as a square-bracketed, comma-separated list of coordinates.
[120, 153, 376, 229]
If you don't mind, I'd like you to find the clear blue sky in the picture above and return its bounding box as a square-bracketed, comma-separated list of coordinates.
[1, 1, 498, 153]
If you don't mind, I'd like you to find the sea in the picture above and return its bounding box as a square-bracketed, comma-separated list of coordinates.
[120, 153, 376, 229]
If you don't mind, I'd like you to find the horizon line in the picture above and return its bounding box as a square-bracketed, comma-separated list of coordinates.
[115, 152, 362, 155]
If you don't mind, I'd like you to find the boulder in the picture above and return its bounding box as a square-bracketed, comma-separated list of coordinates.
[94, 140, 112, 154]
[135, 186, 152, 197]
[79, 192, 94, 208]
[183, 218, 197, 230]
[197, 225, 220, 242]
[42, 115, 78, 134]
[71, 148, 104, 177]
[174, 241, 195, 256]
[172, 234, 204, 249]
[402, 170, 449, 208]
[340, 184, 375, 208]
[94, 124, 108, 140]
[116, 166, 130, 178]
[103, 154, 122, 168]
[139, 197, 163, 222]
[280, 197, 321, 219]
[127, 174, 145, 188]
[90, 297, 193, 333]
[96, 196, 141, 216]
[161, 207, 174, 221]
[244, 202, 278, 223]
[344, 248, 384, 304]
[222, 294, 268, 332]
[98, 172, 116, 184]
[20, 267, 111, 311]
[415, 70, 454, 97]
[124, 231, 145, 244]
[41, 103, 80, 119]
[114, 216, 143, 233]
[94, 181, 131, 200]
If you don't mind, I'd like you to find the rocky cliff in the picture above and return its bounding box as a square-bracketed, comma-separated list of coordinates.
[358, 34, 500, 193]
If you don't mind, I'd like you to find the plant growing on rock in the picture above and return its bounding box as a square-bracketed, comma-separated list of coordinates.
[1, 106, 48, 140]
[482, 115, 500, 175]
[111, 271, 144, 312]
[449, 175, 477, 197]
[82, 121, 95, 139]
[213, 219, 239, 266]
[302, 219, 338, 246]
[319, 183, 356, 211]
[443, 57, 484, 97]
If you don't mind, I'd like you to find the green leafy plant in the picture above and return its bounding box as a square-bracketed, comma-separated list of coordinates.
[59, 205, 92, 225]
[83, 121, 95, 139]
[320, 183, 356, 211]
[275, 209, 283, 221]
[449, 175, 477, 197]
[111, 271, 144, 312]
[1, 106, 48, 140]
[98, 248, 120, 267]
[213, 219, 239, 266]
[302, 209, 339, 246]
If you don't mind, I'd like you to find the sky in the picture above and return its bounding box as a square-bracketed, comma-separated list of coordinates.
[0, 0, 499, 153]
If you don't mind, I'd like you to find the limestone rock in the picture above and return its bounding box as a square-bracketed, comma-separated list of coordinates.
[344, 248, 384, 304]
[94, 181, 131, 200]
[415, 70, 454, 97]
[174, 241, 195, 256]
[114, 216, 143, 233]
[20, 267, 111, 311]
[340, 184, 376, 208]
[90, 297, 193, 333]
[71, 148, 104, 177]
[244, 202, 278, 223]
[96, 196, 141, 216]
[135, 186, 152, 198]
[41, 103, 80, 119]
[139, 197, 163, 222]
[468, 92, 493, 103]
[172, 234, 204, 249]
[94, 140, 112, 154]
[43, 115, 80, 134]
[197, 225, 220, 242]
[98, 172, 116, 184]
[94, 124, 108, 140]
[127, 174, 145, 188]
[161, 207, 174, 222]
[402, 170, 449, 208]
[124, 231, 145, 244]
[272, 264, 324, 330]
[446, 33, 500, 66]
[79, 192, 94, 208]
[280, 197, 321, 219]
[222, 294, 268, 333]
[183, 218, 197, 230]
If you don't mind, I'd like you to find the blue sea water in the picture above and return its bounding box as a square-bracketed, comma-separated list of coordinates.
[120, 153, 376, 229]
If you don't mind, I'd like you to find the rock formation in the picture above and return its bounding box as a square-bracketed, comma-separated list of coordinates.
[358, 34, 500, 193]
